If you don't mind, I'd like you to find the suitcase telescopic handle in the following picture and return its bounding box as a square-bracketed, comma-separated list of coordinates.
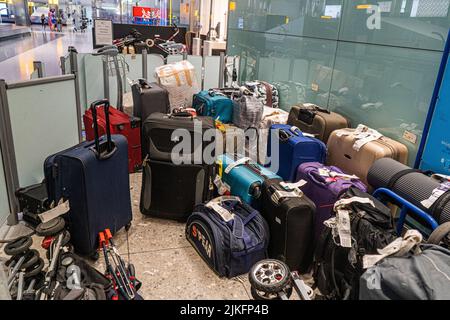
[90, 99, 117, 160]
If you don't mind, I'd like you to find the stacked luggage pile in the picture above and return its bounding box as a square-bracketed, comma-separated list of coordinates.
[9, 57, 450, 301]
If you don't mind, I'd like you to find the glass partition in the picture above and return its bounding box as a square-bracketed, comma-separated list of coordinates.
[146, 54, 165, 82]
[204, 55, 221, 89]
[6, 77, 80, 187]
[0, 144, 10, 226]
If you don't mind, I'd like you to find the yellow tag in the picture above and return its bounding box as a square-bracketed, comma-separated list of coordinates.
[217, 160, 223, 177]
[403, 130, 418, 144]
[229, 1, 236, 11]
[356, 4, 371, 9]
[321, 15, 332, 19]
[311, 83, 319, 92]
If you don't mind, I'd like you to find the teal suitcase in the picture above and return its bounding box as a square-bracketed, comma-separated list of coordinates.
[193, 90, 234, 123]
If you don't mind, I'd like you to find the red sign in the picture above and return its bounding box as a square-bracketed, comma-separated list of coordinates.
[132, 6, 160, 19]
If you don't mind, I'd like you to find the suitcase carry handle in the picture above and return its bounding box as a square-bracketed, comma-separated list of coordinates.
[169, 111, 194, 120]
[137, 78, 152, 89]
[90, 99, 117, 160]
[278, 127, 302, 141]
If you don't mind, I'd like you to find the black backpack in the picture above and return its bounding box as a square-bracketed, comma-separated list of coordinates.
[313, 187, 397, 300]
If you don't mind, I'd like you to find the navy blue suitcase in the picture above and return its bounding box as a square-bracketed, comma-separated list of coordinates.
[267, 124, 326, 182]
[44, 99, 132, 256]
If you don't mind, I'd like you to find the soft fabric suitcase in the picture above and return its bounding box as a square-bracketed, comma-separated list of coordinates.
[143, 112, 215, 162]
[186, 196, 269, 278]
[296, 162, 367, 242]
[140, 158, 215, 221]
[216, 154, 280, 207]
[232, 92, 264, 129]
[84, 106, 142, 173]
[267, 124, 327, 182]
[244, 80, 279, 108]
[273, 81, 306, 111]
[131, 79, 170, 122]
[287, 103, 349, 143]
[16, 182, 50, 227]
[326, 125, 408, 186]
[260, 178, 316, 272]
[45, 100, 132, 256]
[192, 90, 234, 124]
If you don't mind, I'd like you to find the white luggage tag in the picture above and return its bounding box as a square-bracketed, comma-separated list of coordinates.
[420, 181, 450, 209]
[214, 175, 231, 195]
[206, 196, 241, 222]
[38, 200, 70, 223]
[224, 157, 252, 175]
[271, 180, 307, 203]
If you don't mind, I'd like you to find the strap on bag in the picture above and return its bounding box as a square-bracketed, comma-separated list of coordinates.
[90, 99, 117, 160]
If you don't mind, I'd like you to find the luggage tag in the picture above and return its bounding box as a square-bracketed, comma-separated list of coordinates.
[421, 181, 450, 209]
[336, 209, 352, 248]
[272, 180, 307, 203]
[214, 175, 230, 195]
[38, 200, 70, 223]
[206, 196, 241, 222]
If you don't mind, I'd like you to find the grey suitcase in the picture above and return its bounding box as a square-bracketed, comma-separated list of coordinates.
[132, 79, 170, 122]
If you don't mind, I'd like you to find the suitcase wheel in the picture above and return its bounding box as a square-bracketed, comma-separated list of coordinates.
[249, 259, 292, 299]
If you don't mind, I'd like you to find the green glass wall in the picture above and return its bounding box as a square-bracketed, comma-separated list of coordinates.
[227, 0, 450, 165]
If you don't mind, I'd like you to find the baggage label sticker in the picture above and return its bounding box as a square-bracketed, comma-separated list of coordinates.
[311, 83, 319, 92]
[337, 209, 352, 248]
[403, 130, 417, 144]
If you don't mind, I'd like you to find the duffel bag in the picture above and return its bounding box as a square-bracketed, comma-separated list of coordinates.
[193, 89, 234, 124]
[186, 196, 270, 278]
[232, 89, 264, 129]
[313, 187, 397, 300]
[244, 80, 279, 108]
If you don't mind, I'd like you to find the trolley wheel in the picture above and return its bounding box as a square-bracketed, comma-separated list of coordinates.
[428, 222, 450, 247]
[21, 249, 40, 270]
[35, 217, 65, 237]
[249, 259, 291, 294]
[24, 258, 45, 278]
[90, 251, 100, 261]
[250, 286, 293, 300]
[4, 236, 33, 256]
[125, 223, 132, 232]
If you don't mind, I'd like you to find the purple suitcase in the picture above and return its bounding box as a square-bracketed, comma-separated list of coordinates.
[296, 162, 367, 242]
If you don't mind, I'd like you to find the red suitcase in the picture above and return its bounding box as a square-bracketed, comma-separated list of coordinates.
[83, 107, 142, 173]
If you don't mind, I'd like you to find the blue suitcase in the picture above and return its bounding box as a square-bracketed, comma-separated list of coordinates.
[267, 124, 326, 182]
[216, 154, 280, 207]
[193, 90, 234, 123]
[44, 99, 132, 256]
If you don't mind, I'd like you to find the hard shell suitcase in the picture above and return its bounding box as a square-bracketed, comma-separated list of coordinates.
[296, 162, 367, 242]
[326, 125, 408, 186]
[84, 106, 142, 173]
[45, 100, 132, 256]
[142, 112, 215, 162]
[260, 178, 316, 272]
[131, 79, 170, 122]
[140, 158, 215, 221]
[287, 103, 349, 143]
[267, 124, 327, 182]
[193, 90, 234, 124]
[216, 154, 280, 207]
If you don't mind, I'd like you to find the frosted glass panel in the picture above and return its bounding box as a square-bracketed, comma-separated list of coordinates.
[84, 55, 105, 107]
[329, 42, 442, 164]
[204, 55, 220, 90]
[147, 54, 165, 82]
[0, 146, 10, 226]
[187, 55, 203, 87]
[123, 54, 143, 92]
[339, 0, 450, 51]
[166, 55, 183, 64]
[7, 78, 79, 187]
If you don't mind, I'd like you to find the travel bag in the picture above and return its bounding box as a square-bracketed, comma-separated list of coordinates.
[45, 100, 133, 256]
[260, 178, 316, 272]
[244, 80, 279, 108]
[313, 187, 397, 300]
[287, 103, 349, 143]
[84, 104, 142, 173]
[273, 81, 306, 111]
[326, 125, 408, 186]
[142, 112, 215, 162]
[131, 79, 170, 122]
[193, 90, 234, 124]
[232, 91, 264, 129]
[216, 154, 280, 207]
[186, 196, 269, 278]
[296, 162, 367, 242]
[16, 182, 50, 227]
[267, 125, 327, 182]
[140, 158, 215, 221]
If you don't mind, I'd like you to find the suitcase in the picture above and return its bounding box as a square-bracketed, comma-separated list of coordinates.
[260, 178, 316, 272]
[142, 112, 215, 162]
[296, 162, 367, 242]
[287, 103, 349, 143]
[193, 90, 234, 124]
[45, 100, 132, 256]
[216, 154, 280, 207]
[267, 124, 327, 182]
[140, 158, 215, 221]
[84, 105, 142, 173]
[232, 92, 264, 129]
[326, 125, 408, 186]
[131, 79, 170, 122]
[244, 80, 279, 108]
[16, 182, 50, 227]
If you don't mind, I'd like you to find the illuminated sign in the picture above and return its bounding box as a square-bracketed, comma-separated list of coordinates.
[132, 6, 160, 19]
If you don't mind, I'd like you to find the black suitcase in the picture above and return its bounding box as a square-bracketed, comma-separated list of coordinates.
[140, 158, 215, 221]
[132, 79, 170, 122]
[16, 182, 50, 227]
[45, 100, 133, 256]
[143, 112, 215, 162]
[260, 178, 316, 272]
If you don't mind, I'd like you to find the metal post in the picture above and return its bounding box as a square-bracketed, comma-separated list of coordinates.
[218, 52, 225, 88]
[201, 55, 205, 90]
[33, 61, 44, 78]
[102, 59, 110, 101]
[0, 80, 20, 225]
[142, 48, 148, 80]
[60, 56, 66, 75]
[182, 52, 188, 60]
[68, 46, 83, 142]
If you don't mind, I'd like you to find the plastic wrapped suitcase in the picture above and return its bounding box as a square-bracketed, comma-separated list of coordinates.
[45, 100, 132, 256]
[193, 90, 234, 124]
[140, 158, 215, 221]
[260, 178, 316, 272]
[84, 105, 142, 173]
[267, 124, 327, 182]
[296, 162, 367, 242]
[287, 103, 349, 143]
[216, 154, 280, 207]
[142, 112, 215, 162]
[232, 92, 264, 129]
[131, 79, 170, 122]
[326, 125, 408, 186]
